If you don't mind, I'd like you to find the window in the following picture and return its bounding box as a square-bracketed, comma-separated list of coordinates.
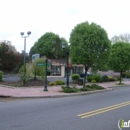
[49, 65, 61, 76]
[72, 66, 83, 74]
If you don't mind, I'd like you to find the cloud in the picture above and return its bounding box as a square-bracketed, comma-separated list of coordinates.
[0, 0, 130, 53]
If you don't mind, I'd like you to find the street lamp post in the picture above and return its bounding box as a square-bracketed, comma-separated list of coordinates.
[62, 42, 69, 87]
[20, 31, 31, 85]
[44, 58, 48, 91]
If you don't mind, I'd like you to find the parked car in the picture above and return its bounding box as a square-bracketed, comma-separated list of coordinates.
[80, 72, 91, 78]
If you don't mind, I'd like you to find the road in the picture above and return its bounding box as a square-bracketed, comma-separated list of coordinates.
[3, 74, 73, 82]
[0, 86, 130, 130]
[3, 74, 20, 82]
[3, 74, 130, 83]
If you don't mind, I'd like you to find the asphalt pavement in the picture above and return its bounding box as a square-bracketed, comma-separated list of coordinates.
[3, 74, 73, 82]
[0, 86, 130, 130]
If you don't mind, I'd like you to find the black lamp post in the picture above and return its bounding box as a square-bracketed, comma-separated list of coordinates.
[62, 42, 69, 87]
[44, 58, 48, 91]
[20, 31, 31, 85]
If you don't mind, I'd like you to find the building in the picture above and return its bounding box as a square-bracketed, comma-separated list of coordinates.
[47, 59, 120, 78]
[47, 59, 85, 77]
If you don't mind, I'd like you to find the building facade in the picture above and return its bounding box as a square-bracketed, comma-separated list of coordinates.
[47, 59, 85, 77]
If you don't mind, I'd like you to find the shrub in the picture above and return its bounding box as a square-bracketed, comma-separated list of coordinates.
[122, 72, 130, 78]
[99, 78, 103, 82]
[80, 87, 88, 91]
[117, 77, 121, 81]
[92, 74, 102, 82]
[34, 58, 45, 79]
[108, 76, 112, 79]
[49, 82, 56, 86]
[19, 64, 32, 85]
[90, 84, 104, 90]
[82, 84, 104, 91]
[71, 74, 80, 80]
[109, 78, 115, 81]
[55, 80, 65, 85]
[85, 85, 91, 88]
[126, 73, 130, 78]
[0, 71, 3, 81]
[113, 78, 118, 81]
[87, 76, 92, 82]
[102, 75, 108, 82]
[61, 86, 79, 93]
[122, 72, 126, 77]
[91, 80, 96, 83]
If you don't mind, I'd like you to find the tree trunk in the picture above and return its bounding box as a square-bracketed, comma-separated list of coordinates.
[83, 71, 87, 88]
[34, 66, 37, 80]
[120, 71, 122, 84]
[83, 64, 89, 88]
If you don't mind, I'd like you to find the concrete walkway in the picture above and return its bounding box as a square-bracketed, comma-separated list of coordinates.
[0, 81, 130, 98]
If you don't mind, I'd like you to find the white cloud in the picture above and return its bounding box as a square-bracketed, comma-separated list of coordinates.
[0, 0, 130, 52]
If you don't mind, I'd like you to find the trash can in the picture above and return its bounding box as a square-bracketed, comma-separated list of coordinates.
[78, 79, 83, 85]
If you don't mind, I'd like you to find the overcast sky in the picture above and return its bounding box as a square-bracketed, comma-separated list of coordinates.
[0, 0, 130, 53]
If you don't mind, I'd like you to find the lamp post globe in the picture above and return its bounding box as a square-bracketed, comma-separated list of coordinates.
[62, 42, 66, 50]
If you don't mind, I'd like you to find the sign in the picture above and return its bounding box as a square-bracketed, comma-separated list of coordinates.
[37, 63, 45, 66]
[32, 54, 40, 62]
[118, 118, 130, 130]
[37, 62, 52, 66]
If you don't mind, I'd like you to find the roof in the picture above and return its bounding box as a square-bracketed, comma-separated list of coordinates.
[48, 59, 66, 65]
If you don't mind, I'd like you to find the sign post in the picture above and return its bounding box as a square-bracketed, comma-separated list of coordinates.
[36, 60, 52, 91]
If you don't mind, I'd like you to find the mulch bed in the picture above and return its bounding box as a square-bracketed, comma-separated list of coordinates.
[0, 79, 48, 87]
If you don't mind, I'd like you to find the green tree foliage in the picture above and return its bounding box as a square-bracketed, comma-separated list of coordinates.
[19, 63, 32, 85]
[34, 58, 46, 80]
[111, 33, 130, 44]
[29, 47, 35, 59]
[0, 71, 3, 81]
[32, 32, 68, 59]
[0, 42, 21, 72]
[70, 21, 111, 87]
[19, 58, 46, 85]
[109, 42, 130, 84]
[0, 44, 2, 67]
[71, 74, 80, 80]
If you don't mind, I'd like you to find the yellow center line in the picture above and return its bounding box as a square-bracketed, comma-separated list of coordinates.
[81, 103, 130, 118]
[77, 101, 130, 119]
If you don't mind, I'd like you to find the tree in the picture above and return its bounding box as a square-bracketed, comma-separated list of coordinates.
[0, 44, 2, 66]
[0, 42, 9, 71]
[0, 41, 21, 72]
[33, 32, 68, 59]
[70, 21, 111, 87]
[0, 40, 17, 53]
[19, 63, 32, 85]
[33, 58, 46, 80]
[29, 47, 35, 59]
[111, 33, 130, 44]
[109, 42, 130, 84]
[8, 44, 17, 53]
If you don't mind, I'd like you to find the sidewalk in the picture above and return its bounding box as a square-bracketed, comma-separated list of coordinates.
[0, 81, 130, 98]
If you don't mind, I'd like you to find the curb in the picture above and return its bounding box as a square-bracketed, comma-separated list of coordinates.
[4, 88, 114, 99]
